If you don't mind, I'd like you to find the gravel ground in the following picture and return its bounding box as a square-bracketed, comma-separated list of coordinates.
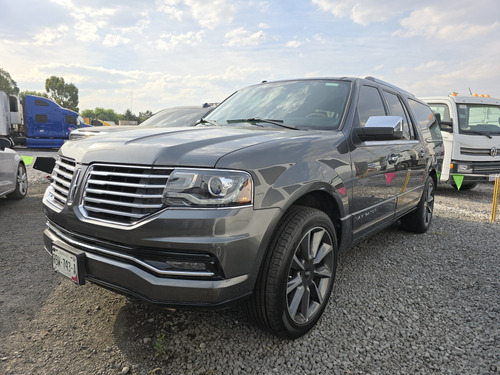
[0, 149, 499, 375]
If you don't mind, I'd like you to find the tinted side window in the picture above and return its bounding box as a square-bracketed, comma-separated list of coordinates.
[408, 99, 442, 141]
[35, 114, 48, 123]
[428, 103, 451, 122]
[65, 115, 77, 125]
[356, 85, 386, 127]
[35, 99, 49, 106]
[383, 91, 414, 140]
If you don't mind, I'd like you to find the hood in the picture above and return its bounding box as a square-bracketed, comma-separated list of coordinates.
[60, 126, 309, 167]
[69, 126, 138, 140]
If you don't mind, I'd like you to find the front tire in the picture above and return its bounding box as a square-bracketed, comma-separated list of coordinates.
[401, 176, 435, 233]
[247, 206, 337, 339]
[7, 163, 28, 199]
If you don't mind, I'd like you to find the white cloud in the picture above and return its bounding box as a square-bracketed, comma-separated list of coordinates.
[312, 0, 412, 25]
[33, 25, 69, 45]
[395, 6, 500, 40]
[286, 40, 302, 48]
[74, 19, 101, 42]
[313, 34, 327, 43]
[224, 27, 265, 47]
[185, 0, 235, 29]
[313, 0, 500, 40]
[103, 34, 131, 47]
[153, 30, 205, 51]
[3, 0, 500, 114]
[157, 0, 184, 21]
[414, 61, 443, 72]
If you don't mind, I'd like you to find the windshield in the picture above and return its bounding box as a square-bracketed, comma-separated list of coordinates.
[205, 80, 351, 130]
[457, 104, 500, 135]
[139, 107, 211, 128]
[77, 115, 86, 127]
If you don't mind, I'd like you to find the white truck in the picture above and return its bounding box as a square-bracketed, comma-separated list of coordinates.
[422, 94, 500, 190]
[0, 91, 24, 147]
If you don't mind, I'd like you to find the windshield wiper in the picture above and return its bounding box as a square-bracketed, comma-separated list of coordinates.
[463, 130, 493, 139]
[195, 118, 220, 127]
[227, 117, 298, 130]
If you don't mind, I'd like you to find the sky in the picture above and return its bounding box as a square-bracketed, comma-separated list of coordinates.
[1, 0, 499, 114]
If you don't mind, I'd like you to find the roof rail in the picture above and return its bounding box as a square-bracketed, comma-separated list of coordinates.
[364, 76, 414, 97]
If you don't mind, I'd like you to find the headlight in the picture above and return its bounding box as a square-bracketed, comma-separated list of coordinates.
[457, 163, 473, 173]
[163, 169, 253, 207]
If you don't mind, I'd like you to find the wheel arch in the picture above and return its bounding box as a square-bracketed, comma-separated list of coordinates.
[291, 190, 344, 248]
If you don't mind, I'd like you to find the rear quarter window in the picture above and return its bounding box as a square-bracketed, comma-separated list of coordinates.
[407, 99, 442, 141]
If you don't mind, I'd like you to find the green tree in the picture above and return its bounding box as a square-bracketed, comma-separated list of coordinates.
[138, 110, 153, 123]
[81, 107, 120, 124]
[0, 68, 20, 95]
[45, 76, 79, 112]
[19, 90, 48, 103]
[123, 109, 139, 122]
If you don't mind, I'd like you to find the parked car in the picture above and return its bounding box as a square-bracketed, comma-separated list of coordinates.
[0, 138, 28, 199]
[69, 105, 215, 140]
[42, 77, 442, 338]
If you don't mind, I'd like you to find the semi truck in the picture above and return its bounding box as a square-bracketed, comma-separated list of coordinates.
[422, 93, 500, 190]
[0, 91, 89, 148]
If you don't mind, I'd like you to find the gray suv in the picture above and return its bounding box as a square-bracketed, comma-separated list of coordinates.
[42, 77, 443, 338]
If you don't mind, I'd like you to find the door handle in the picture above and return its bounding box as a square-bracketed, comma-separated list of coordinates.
[388, 153, 399, 164]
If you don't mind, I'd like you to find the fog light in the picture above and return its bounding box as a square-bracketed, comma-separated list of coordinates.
[140, 254, 219, 277]
[167, 260, 209, 271]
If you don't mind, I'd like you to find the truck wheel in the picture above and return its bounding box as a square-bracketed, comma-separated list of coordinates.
[7, 163, 28, 199]
[401, 176, 434, 233]
[247, 206, 337, 339]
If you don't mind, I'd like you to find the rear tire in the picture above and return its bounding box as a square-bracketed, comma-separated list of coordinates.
[7, 163, 28, 199]
[247, 206, 337, 339]
[401, 176, 434, 233]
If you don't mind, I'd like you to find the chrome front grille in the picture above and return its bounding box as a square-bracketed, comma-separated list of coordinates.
[461, 146, 497, 156]
[81, 164, 172, 225]
[50, 157, 77, 209]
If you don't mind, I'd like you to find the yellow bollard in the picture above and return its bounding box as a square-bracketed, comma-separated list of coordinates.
[491, 175, 500, 222]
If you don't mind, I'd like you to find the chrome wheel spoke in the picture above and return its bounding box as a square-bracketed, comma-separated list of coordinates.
[299, 286, 311, 321]
[310, 229, 324, 259]
[287, 224, 335, 325]
[314, 264, 332, 279]
[288, 286, 305, 320]
[287, 274, 303, 294]
[291, 254, 304, 271]
[314, 242, 333, 265]
[309, 280, 323, 306]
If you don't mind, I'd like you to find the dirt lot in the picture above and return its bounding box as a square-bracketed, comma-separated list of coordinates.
[1, 168, 499, 374]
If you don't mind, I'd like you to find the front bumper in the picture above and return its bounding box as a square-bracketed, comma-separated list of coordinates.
[450, 160, 500, 183]
[43, 205, 282, 308]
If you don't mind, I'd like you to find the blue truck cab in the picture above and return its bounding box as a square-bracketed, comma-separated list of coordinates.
[24, 95, 89, 148]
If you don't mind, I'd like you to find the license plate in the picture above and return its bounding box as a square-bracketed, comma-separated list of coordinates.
[52, 246, 85, 285]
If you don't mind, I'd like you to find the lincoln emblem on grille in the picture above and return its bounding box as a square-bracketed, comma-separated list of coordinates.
[491, 147, 498, 157]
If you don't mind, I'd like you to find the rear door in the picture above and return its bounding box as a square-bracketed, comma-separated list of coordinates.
[382, 91, 425, 213]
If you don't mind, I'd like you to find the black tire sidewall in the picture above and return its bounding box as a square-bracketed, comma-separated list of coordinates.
[269, 207, 337, 338]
